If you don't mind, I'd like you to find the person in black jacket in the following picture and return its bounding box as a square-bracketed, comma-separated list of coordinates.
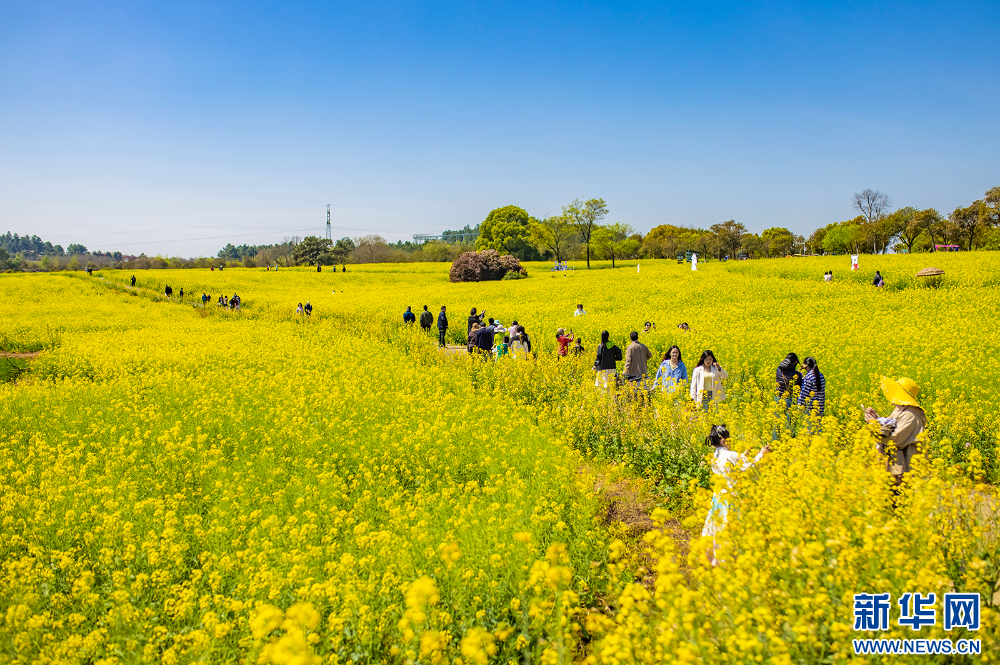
[774, 352, 803, 438]
[776, 353, 802, 399]
[437, 306, 448, 347]
[593, 330, 622, 390]
[403, 306, 416, 324]
[467, 307, 485, 336]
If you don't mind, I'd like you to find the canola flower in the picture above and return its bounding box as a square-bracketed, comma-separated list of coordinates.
[1, 255, 998, 663]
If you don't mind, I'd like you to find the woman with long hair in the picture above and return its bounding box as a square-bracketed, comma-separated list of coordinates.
[593, 330, 622, 390]
[702, 424, 769, 565]
[689, 349, 728, 408]
[652, 345, 687, 392]
[798, 357, 826, 417]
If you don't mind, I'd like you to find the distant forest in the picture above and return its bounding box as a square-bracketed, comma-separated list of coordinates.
[3, 186, 997, 272]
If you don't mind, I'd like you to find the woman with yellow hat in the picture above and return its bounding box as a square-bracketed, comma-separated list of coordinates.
[864, 376, 927, 484]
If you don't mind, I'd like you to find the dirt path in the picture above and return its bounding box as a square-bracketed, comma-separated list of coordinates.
[592, 470, 692, 585]
[1, 351, 41, 360]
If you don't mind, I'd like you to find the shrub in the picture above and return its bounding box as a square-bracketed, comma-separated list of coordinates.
[449, 250, 522, 282]
[449, 252, 483, 282]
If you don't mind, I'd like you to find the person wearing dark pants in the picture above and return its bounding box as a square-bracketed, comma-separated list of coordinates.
[437, 306, 448, 347]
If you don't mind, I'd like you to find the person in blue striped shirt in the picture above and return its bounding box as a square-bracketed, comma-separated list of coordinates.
[798, 356, 826, 418]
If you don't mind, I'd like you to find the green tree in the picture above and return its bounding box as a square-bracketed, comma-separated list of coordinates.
[806, 227, 828, 255]
[982, 186, 1000, 228]
[476, 205, 531, 255]
[949, 203, 985, 251]
[592, 224, 638, 268]
[66, 243, 88, 255]
[823, 219, 865, 254]
[330, 237, 356, 265]
[529, 214, 574, 262]
[710, 220, 747, 259]
[641, 224, 693, 259]
[564, 198, 608, 268]
[292, 236, 333, 267]
[738, 233, 762, 258]
[762, 227, 795, 257]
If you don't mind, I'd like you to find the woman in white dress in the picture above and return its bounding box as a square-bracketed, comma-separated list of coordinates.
[702, 425, 769, 565]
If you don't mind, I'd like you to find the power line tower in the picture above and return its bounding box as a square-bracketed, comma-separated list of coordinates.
[326, 204, 331, 240]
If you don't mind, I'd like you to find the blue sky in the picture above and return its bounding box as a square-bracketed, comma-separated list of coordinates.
[2, 1, 997, 256]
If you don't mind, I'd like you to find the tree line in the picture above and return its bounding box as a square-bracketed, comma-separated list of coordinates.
[2, 185, 997, 272]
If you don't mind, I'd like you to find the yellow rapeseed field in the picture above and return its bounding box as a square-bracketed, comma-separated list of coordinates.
[1, 254, 997, 664]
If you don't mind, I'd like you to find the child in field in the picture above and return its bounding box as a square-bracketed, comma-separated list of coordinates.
[703, 425, 769, 565]
[556, 328, 574, 357]
[572, 338, 585, 356]
[296, 303, 304, 315]
[495, 335, 510, 358]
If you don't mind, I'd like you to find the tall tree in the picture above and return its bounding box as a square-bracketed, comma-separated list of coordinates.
[564, 198, 608, 268]
[476, 205, 531, 255]
[330, 237, 356, 265]
[980, 186, 1000, 233]
[806, 227, 828, 255]
[710, 220, 747, 259]
[592, 223, 638, 268]
[353, 234, 388, 263]
[853, 189, 893, 225]
[292, 236, 332, 267]
[762, 227, 795, 257]
[949, 203, 984, 251]
[529, 214, 574, 262]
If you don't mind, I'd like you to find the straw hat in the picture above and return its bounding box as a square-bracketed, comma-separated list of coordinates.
[881, 376, 920, 407]
[557, 328, 565, 336]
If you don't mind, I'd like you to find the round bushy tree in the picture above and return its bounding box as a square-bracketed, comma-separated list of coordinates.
[449, 250, 524, 282]
[476, 206, 531, 254]
[449, 251, 483, 282]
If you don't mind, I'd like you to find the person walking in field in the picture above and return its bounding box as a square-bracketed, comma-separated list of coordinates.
[302, 300, 310, 316]
[873, 270, 885, 287]
[130, 275, 136, 287]
[652, 345, 688, 392]
[556, 328, 574, 358]
[437, 306, 448, 347]
[574, 304, 586, 316]
[865, 376, 926, 486]
[403, 306, 416, 324]
[593, 330, 622, 390]
[690, 350, 728, 408]
[572, 338, 585, 357]
[702, 424, 770, 566]
[179, 288, 184, 299]
[164, 285, 172, 299]
[296, 303, 304, 315]
[419, 305, 433, 331]
[623, 331, 653, 387]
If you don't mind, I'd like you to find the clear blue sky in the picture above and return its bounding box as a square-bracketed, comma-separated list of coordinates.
[2, 1, 997, 257]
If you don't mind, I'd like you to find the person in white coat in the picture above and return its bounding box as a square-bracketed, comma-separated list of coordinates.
[690, 349, 728, 409]
[702, 425, 769, 565]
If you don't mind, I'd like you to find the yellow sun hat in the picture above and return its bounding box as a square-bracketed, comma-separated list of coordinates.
[881, 376, 920, 407]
